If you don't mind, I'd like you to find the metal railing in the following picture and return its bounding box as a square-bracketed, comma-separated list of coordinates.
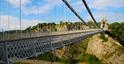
[0, 30, 102, 64]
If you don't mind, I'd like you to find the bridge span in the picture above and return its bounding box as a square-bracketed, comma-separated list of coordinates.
[0, 29, 102, 64]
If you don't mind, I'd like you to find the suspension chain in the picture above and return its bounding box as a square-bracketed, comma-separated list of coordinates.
[62, 0, 88, 26]
[82, 0, 104, 31]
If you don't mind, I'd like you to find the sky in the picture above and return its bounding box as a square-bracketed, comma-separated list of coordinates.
[0, 0, 124, 31]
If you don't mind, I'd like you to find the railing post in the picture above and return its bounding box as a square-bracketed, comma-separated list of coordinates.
[49, 31, 54, 51]
[3, 42, 9, 64]
[61, 35, 65, 47]
[32, 40, 36, 57]
[68, 36, 71, 44]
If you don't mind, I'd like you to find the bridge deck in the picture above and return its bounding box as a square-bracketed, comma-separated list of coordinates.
[0, 29, 102, 64]
[0, 29, 100, 41]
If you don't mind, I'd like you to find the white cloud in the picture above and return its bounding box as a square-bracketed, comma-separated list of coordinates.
[71, 0, 86, 13]
[23, 4, 52, 15]
[23, 0, 65, 15]
[0, 15, 39, 31]
[7, 0, 31, 7]
[94, 12, 124, 22]
[6, 0, 64, 15]
[88, 0, 124, 22]
[71, 0, 124, 12]
[5, 0, 124, 23]
[70, 0, 124, 22]
[89, 0, 124, 10]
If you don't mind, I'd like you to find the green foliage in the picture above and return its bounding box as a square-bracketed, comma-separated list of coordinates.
[0, 21, 96, 38]
[13, 62, 30, 64]
[109, 22, 124, 42]
[58, 38, 101, 64]
[59, 58, 77, 64]
[37, 51, 77, 64]
[99, 34, 108, 42]
[78, 53, 102, 64]
[35, 38, 102, 64]
[24, 21, 89, 32]
[37, 52, 58, 61]
[87, 20, 97, 28]
[109, 22, 120, 30]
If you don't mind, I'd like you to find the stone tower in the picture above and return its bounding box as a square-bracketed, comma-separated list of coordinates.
[100, 19, 108, 30]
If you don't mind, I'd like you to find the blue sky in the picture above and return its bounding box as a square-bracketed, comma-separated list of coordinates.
[0, 0, 124, 30]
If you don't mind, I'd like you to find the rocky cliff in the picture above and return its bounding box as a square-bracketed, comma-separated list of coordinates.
[53, 34, 124, 64]
[86, 34, 124, 64]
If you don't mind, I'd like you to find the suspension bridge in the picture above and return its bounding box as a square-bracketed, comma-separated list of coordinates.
[0, 0, 108, 64]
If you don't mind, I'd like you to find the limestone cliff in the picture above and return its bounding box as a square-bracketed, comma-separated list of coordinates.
[86, 34, 124, 64]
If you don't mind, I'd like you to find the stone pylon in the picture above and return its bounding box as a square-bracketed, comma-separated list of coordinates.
[100, 19, 108, 30]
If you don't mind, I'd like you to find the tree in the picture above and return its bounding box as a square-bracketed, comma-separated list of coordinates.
[109, 22, 124, 42]
[109, 22, 120, 30]
[87, 20, 97, 28]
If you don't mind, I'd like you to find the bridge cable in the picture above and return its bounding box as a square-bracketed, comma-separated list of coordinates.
[0, 0, 2, 41]
[19, 0, 22, 38]
[62, 0, 88, 26]
[81, 0, 104, 32]
[82, 1, 124, 46]
[7, 0, 10, 40]
[61, 3, 66, 49]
